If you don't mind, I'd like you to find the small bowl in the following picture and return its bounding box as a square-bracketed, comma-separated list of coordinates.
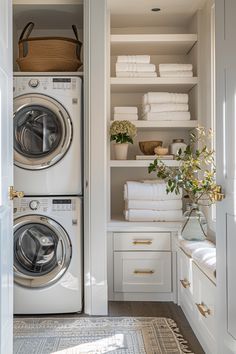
[139, 141, 162, 155]
[154, 146, 169, 155]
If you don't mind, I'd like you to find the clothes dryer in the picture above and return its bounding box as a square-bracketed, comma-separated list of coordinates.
[13, 75, 82, 195]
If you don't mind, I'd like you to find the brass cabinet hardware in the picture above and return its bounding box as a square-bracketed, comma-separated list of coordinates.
[8, 186, 24, 200]
[133, 269, 154, 275]
[180, 279, 191, 288]
[196, 303, 211, 317]
[132, 240, 153, 245]
[212, 185, 225, 202]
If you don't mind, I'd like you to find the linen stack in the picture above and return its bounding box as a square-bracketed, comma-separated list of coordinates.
[113, 106, 138, 121]
[142, 92, 191, 121]
[159, 63, 193, 78]
[124, 180, 183, 222]
[116, 55, 157, 78]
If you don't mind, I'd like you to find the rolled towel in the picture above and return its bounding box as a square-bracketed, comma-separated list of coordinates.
[159, 71, 193, 78]
[192, 247, 216, 284]
[159, 63, 193, 72]
[125, 199, 182, 211]
[124, 181, 182, 201]
[113, 113, 138, 121]
[143, 103, 189, 114]
[117, 55, 150, 64]
[180, 239, 215, 257]
[142, 111, 191, 121]
[125, 209, 183, 222]
[116, 72, 157, 78]
[143, 92, 189, 105]
[114, 106, 138, 114]
[116, 63, 156, 72]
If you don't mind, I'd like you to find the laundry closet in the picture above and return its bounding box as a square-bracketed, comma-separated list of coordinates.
[1, 1, 236, 354]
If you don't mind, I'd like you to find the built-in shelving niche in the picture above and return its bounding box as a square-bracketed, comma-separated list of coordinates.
[13, 0, 84, 72]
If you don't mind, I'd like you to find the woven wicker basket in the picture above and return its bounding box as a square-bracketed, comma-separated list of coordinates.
[17, 22, 82, 72]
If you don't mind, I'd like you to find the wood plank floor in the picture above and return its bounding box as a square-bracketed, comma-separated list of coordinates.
[108, 301, 205, 354]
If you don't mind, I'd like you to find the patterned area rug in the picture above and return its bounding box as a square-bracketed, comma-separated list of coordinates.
[14, 317, 194, 354]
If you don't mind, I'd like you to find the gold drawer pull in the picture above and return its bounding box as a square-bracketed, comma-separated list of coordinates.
[196, 303, 211, 317]
[132, 240, 153, 245]
[134, 269, 154, 275]
[180, 279, 191, 289]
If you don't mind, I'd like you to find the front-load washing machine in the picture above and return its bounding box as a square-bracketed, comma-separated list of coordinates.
[13, 75, 82, 196]
[13, 196, 82, 314]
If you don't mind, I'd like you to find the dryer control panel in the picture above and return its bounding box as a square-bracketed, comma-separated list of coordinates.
[14, 198, 74, 214]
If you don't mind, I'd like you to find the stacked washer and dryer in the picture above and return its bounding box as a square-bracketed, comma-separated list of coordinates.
[13, 75, 83, 314]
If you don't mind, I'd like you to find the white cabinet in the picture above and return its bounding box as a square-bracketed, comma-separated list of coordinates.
[114, 251, 171, 293]
[177, 245, 216, 354]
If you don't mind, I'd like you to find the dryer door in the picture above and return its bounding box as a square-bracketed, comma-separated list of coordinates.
[13, 94, 72, 170]
[14, 215, 72, 288]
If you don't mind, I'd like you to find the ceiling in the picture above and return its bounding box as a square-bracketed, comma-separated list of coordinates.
[109, 0, 207, 27]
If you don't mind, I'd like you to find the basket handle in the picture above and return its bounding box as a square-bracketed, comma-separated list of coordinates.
[19, 22, 34, 41]
[72, 25, 79, 41]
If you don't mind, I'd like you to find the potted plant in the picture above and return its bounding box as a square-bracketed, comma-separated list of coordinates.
[110, 120, 137, 160]
[148, 127, 224, 240]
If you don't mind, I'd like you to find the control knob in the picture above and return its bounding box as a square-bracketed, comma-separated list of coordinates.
[29, 200, 39, 210]
[29, 79, 39, 88]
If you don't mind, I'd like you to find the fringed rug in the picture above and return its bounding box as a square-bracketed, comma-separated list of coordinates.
[14, 317, 194, 354]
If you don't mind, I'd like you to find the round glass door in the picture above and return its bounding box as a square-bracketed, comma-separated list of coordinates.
[14, 215, 72, 288]
[13, 94, 72, 170]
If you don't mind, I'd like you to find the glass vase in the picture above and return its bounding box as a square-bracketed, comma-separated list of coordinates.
[181, 203, 207, 241]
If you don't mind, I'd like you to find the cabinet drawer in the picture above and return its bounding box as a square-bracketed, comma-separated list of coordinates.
[193, 262, 216, 341]
[178, 248, 193, 297]
[113, 232, 171, 251]
[114, 251, 171, 293]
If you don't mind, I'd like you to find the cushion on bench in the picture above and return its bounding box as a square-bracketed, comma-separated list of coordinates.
[179, 239, 215, 257]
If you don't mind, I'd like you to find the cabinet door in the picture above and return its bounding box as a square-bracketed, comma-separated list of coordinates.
[215, 1, 236, 353]
[114, 251, 171, 293]
[178, 249, 195, 316]
[0, 0, 13, 353]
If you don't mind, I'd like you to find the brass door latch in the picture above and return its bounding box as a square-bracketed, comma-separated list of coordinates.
[8, 186, 24, 200]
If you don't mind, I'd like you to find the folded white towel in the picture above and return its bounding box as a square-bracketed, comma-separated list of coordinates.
[114, 106, 138, 114]
[113, 113, 138, 121]
[143, 103, 189, 114]
[192, 248, 216, 284]
[125, 209, 183, 222]
[159, 71, 193, 78]
[143, 92, 189, 105]
[117, 55, 150, 64]
[124, 181, 182, 201]
[142, 111, 191, 121]
[116, 63, 156, 72]
[125, 199, 182, 211]
[180, 239, 215, 257]
[159, 63, 193, 72]
[116, 72, 157, 78]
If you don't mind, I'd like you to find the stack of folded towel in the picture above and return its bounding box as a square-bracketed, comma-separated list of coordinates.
[116, 55, 157, 78]
[124, 180, 183, 222]
[113, 106, 138, 121]
[142, 92, 191, 121]
[159, 64, 193, 78]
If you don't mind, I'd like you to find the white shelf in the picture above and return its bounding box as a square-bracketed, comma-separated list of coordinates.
[111, 34, 197, 56]
[110, 77, 198, 93]
[107, 216, 182, 232]
[109, 160, 180, 167]
[13, 72, 84, 76]
[110, 120, 198, 130]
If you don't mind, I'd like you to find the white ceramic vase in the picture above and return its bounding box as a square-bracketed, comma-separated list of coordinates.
[114, 143, 129, 160]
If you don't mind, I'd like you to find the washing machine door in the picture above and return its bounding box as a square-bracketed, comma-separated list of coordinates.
[14, 215, 72, 288]
[13, 94, 72, 170]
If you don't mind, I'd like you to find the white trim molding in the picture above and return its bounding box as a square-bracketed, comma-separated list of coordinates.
[83, 0, 109, 315]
